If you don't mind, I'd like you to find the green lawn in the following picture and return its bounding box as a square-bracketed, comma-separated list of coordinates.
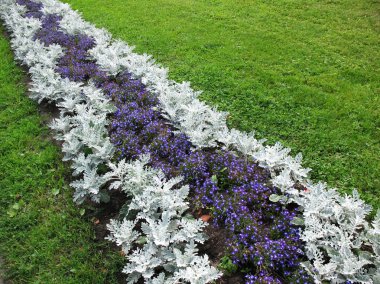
[0, 27, 123, 283]
[63, 0, 380, 208]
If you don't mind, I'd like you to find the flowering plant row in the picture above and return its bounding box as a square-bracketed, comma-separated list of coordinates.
[1, 0, 379, 283]
[0, 1, 220, 283]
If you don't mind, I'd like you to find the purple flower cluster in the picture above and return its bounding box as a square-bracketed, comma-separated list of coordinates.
[16, 0, 43, 18]
[32, 13, 103, 82]
[17, 1, 313, 282]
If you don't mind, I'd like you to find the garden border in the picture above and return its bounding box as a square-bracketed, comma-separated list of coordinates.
[1, 0, 379, 283]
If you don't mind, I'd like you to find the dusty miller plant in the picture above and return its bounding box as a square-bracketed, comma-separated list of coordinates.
[49, 82, 116, 204]
[291, 183, 380, 283]
[52, 102, 115, 203]
[106, 155, 221, 283]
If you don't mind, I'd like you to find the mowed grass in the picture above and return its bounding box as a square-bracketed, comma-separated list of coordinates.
[0, 27, 123, 283]
[63, 0, 380, 207]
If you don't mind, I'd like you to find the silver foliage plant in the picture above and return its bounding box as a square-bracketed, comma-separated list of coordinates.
[48, 80, 116, 203]
[106, 155, 221, 284]
[58, 99, 115, 203]
[292, 184, 380, 283]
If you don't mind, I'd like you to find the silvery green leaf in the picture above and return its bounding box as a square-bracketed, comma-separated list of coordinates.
[99, 191, 110, 203]
[211, 175, 218, 183]
[358, 250, 373, 261]
[290, 217, 305, 226]
[136, 236, 147, 245]
[269, 194, 282, 203]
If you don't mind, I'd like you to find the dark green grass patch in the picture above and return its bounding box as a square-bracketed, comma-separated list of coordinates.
[0, 26, 123, 283]
[62, 0, 380, 208]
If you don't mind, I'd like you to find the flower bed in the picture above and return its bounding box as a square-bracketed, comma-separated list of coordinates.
[1, 0, 379, 283]
[23, 1, 309, 282]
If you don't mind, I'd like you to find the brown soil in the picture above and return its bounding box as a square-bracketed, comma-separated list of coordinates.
[201, 225, 245, 283]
